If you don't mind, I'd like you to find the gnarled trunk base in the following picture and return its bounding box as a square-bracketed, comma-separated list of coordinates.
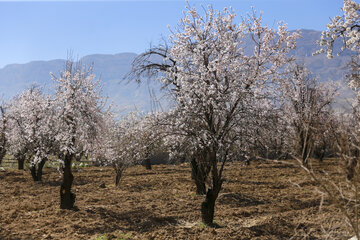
[201, 189, 217, 225]
[60, 154, 76, 209]
[30, 158, 47, 181]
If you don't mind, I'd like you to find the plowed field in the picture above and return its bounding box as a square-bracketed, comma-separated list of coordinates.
[0, 159, 354, 239]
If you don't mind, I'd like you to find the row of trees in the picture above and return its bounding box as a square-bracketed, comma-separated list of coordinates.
[2, 0, 360, 228]
[0, 61, 160, 209]
[0, 61, 109, 209]
[126, 5, 341, 225]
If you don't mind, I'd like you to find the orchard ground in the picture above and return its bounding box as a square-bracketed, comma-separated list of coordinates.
[0, 159, 353, 239]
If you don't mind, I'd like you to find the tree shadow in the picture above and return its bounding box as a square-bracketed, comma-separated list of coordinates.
[125, 183, 155, 192]
[129, 168, 189, 177]
[73, 178, 90, 186]
[128, 171, 158, 177]
[257, 163, 296, 169]
[39, 178, 88, 187]
[289, 198, 329, 210]
[5, 177, 26, 183]
[0, 171, 27, 182]
[248, 216, 296, 238]
[240, 180, 272, 186]
[40, 180, 61, 186]
[80, 206, 178, 235]
[218, 192, 268, 207]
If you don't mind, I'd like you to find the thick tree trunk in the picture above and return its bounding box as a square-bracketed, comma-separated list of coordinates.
[194, 177, 207, 195]
[37, 158, 46, 181]
[60, 154, 76, 209]
[200, 149, 222, 226]
[18, 156, 25, 170]
[201, 189, 217, 225]
[30, 165, 37, 181]
[191, 158, 207, 195]
[30, 158, 47, 181]
[144, 158, 152, 170]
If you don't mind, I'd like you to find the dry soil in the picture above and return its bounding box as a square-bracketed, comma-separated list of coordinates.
[0, 159, 355, 239]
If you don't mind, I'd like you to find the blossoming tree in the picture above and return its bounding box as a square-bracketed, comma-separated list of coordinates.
[7, 86, 54, 176]
[94, 111, 161, 186]
[319, 0, 360, 172]
[316, 0, 360, 58]
[52, 60, 106, 209]
[135, 4, 299, 225]
[278, 64, 337, 165]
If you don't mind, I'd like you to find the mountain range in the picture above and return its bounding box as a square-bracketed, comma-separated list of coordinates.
[0, 29, 354, 111]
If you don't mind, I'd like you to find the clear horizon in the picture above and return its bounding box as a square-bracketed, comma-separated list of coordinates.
[0, 0, 343, 68]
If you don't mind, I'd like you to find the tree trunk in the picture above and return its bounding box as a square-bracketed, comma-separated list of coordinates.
[115, 170, 122, 186]
[144, 158, 152, 170]
[18, 156, 25, 170]
[300, 129, 312, 166]
[318, 149, 325, 162]
[30, 158, 47, 181]
[37, 158, 46, 181]
[30, 165, 37, 181]
[194, 176, 207, 195]
[200, 149, 222, 226]
[347, 147, 359, 181]
[201, 189, 217, 225]
[346, 156, 358, 181]
[0, 147, 6, 166]
[60, 154, 76, 209]
[318, 140, 327, 163]
[191, 158, 207, 195]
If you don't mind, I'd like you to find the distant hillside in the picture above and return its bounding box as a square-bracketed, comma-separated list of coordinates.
[0, 29, 354, 111]
[294, 29, 351, 83]
[0, 53, 154, 111]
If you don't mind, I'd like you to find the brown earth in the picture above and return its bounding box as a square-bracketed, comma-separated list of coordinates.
[0, 159, 355, 240]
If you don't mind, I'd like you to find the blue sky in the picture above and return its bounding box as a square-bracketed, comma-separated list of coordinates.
[0, 0, 344, 68]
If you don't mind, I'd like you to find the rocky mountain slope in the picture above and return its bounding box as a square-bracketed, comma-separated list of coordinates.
[0, 29, 353, 111]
